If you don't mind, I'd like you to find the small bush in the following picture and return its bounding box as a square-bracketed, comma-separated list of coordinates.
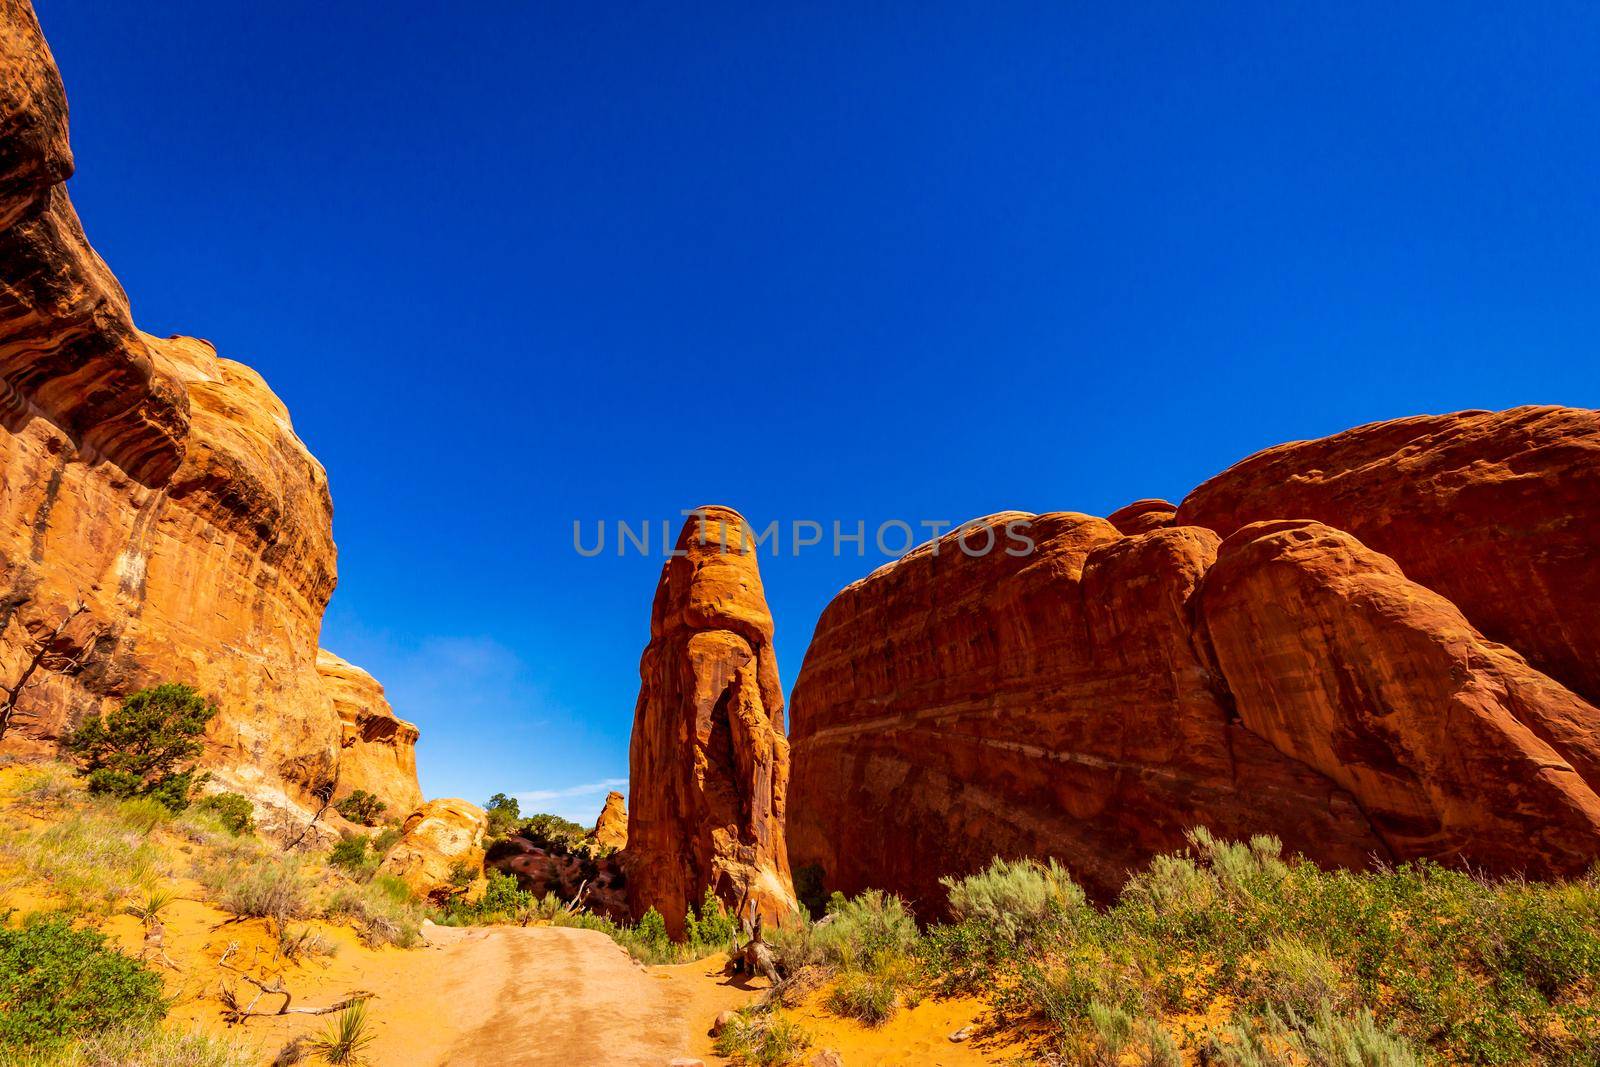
[371, 825, 403, 855]
[62, 684, 217, 811]
[827, 968, 900, 1025]
[0, 913, 166, 1049]
[326, 874, 426, 948]
[713, 1007, 812, 1066]
[192, 792, 255, 836]
[0, 1025, 255, 1066]
[684, 887, 737, 953]
[517, 812, 588, 853]
[942, 856, 1084, 946]
[329, 833, 377, 878]
[201, 855, 313, 929]
[814, 890, 920, 971]
[333, 790, 387, 827]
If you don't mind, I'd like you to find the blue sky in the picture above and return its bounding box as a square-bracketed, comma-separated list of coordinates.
[37, 2, 1599, 823]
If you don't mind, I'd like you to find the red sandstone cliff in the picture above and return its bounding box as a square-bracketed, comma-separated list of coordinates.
[0, 1, 420, 821]
[627, 507, 795, 936]
[788, 408, 1600, 914]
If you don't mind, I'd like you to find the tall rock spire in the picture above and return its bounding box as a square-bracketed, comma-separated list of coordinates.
[626, 506, 795, 935]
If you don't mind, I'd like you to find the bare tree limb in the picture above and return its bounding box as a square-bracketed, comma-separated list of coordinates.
[0, 601, 89, 741]
[216, 940, 373, 1023]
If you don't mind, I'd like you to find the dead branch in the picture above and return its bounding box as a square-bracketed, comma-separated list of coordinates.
[279, 774, 338, 852]
[0, 601, 89, 741]
[217, 940, 372, 1022]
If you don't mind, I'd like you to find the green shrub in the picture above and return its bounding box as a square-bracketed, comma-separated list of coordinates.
[0, 914, 166, 1049]
[62, 685, 217, 811]
[826, 969, 900, 1025]
[941, 856, 1084, 946]
[199, 855, 313, 929]
[684, 887, 737, 953]
[326, 874, 425, 948]
[371, 825, 403, 855]
[517, 812, 588, 852]
[329, 832, 377, 877]
[192, 792, 255, 836]
[768, 909, 824, 972]
[713, 1007, 812, 1066]
[814, 890, 920, 971]
[0, 1025, 254, 1066]
[333, 790, 387, 827]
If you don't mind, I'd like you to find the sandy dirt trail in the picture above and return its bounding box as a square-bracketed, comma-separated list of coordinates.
[351, 924, 744, 1066]
[152, 911, 752, 1067]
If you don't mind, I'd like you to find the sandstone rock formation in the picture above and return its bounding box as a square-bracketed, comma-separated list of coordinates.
[1177, 406, 1600, 705]
[318, 649, 423, 817]
[379, 797, 488, 897]
[592, 789, 627, 851]
[0, 1, 421, 822]
[788, 408, 1600, 913]
[627, 507, 795, 936]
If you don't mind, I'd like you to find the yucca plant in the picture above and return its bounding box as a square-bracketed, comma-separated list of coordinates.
[126, 884, 177, 927]
[305, 1000, 376, 1065]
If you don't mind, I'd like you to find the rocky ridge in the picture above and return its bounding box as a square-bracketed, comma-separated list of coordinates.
[0, 0, 420, 821]
[787, 406, 1600, 913]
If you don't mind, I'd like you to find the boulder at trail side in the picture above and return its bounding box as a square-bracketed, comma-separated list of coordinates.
[379, 798, 489, 897]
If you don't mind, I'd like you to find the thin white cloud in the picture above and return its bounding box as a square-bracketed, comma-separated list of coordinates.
[515, 777, 628, 804]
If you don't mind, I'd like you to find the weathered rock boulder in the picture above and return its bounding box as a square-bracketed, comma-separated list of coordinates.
[1177, 406, 1600, 704]
[379, 798, 488, 897]
[1200, 520, 1600, 877]
[317, 649, 422, 818]
[627, 506, 795, 936]
[788, 409, 1600, 911]
[592, 789, 627, 851]
[787, 514, 1382, 910]
[0, 0, 421, 823]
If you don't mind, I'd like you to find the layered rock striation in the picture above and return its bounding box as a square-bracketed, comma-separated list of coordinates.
[0, 1, 419, 819]
[627, 506, 795, 936]
[788, 408, 1600, 914]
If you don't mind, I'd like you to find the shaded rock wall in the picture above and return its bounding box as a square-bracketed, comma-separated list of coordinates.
[627, 506, 795, 936]
[788, 408, 1600, 914]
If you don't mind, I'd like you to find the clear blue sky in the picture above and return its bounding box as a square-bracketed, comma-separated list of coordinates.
[38, 2, 1599, 822]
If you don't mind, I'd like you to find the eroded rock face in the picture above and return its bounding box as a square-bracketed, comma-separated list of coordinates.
[627, 506, 795, 936]
[593, 789, 627, 851]
[1200, 520, 1600, 877]
[1177, 406, 1600, 704]
[787, 514, 1383, 911]
[379, 798, 488, 897]
[789, 410, 1600, 911]
[317, 650, 422, 818]
[0, 2, 420, 822]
